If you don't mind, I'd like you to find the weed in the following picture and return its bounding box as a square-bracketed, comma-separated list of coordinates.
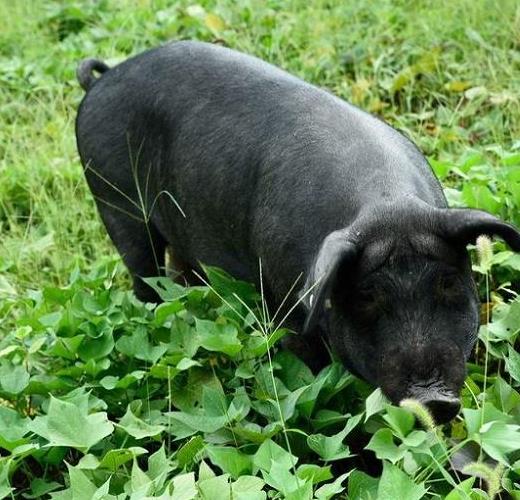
[1, 0, 520, 498]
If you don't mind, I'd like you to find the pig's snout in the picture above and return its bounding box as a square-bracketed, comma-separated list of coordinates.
[424, 395, 460, 424]
[379, 341, 466, 424]
[404, 384, 461, 424]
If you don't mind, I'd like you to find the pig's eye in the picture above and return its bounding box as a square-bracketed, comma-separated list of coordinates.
[437, 274, 461, 298]
[355, 287, 386, 314]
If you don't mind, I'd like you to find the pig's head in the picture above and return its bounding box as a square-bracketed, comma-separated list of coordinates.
[301, 200, 520, 424]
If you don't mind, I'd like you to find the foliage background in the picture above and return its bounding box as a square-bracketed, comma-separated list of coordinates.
[1, 0, 520, 498]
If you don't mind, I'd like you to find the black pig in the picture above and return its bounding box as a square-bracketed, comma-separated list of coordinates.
[75, 41, 520, 423]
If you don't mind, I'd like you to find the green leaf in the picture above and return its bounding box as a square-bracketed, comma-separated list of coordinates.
[165, 411, 228, 438]
[297, 378, 330, 419]
[462, 183, 501, 214]
[48, 335, 84, 360]
[197, 474, 231, 500]
[99, 375, 118, 390]
[429, 158, 452, 179]
[171, 472, 198, 500]
[315, 363, 354, 403]
[307, 414, 361, 461]
[479, 421, 520, 463]
[207, 446, 252, 479]
[401, 430, 428, 447]
[72, 290, 107, 317]
[463, 402, 512, 436]
[117, 370, 146, 389]
[444, 477, 476, 500]
[202, 384, 228, 417]
[117, 404, 165, 439]
[245, 329, 288, 357]
[195, 318, 242, 356]
[314, 472, 351, 500]
[377, 462, 427, 499]
[284, 481, 313, 500]
[124, 449, 164, 496]
[142, 277, 189, 302]
[0, 406, 29, 451]
[115, 325, 168, 363]
[0, 362, 29, 394]
[76, 454, 99, 470]
[98, 447, 147, 471]
[296, 464, 333, 484]
[128, 458, 152, 495]
[24, 478, 62, 499]
[366, 428, 405, 463]
[84, 357, 110, 377]
[274, 350, 314, 390]
[77, 325, 114, 361]
[311, 409, 349, 431]
[276, 385, 309, 421]
[154, 300, 185, 324]
[365, 388, 386, 421]
[148, 444, 172, 484]
[177, 357, 201, 370]
[347, 470, 379, 499]
[307, 433, 352, 462]
[27, 395, 114, 453]
[38, 311, 63, 328]
[177, 435, 205, 469]
[199, 460, 216, 481]
[253, 439, 298, 473]
[61, 387, 106, 413]
[233, 422, 282, 444]
[168, 319, 201, 358]
[228, 387, 251, 422]
[231, 475, 266, 500]
[383, 405, 416, 437]
[505, 345, 520, 384]
[500, 253, 520, 273]
[487, 299, 520, 341]
[65, 464, 112, 500]
[493, 375, 520, 413]
[0, 459, 13, 499]
[203, 265, 260, 304]
[261, 460, 308, 496]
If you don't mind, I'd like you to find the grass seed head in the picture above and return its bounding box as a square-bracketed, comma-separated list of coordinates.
[399, 398, 436, 431]
[476, 235, 493, 273]
[462, 461, 504, 500]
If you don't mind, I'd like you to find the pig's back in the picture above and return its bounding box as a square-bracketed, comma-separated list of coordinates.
[76, 41, 444, 296]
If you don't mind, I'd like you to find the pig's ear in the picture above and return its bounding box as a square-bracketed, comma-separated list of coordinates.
[439, 208, 520, 251]
[301, 230, 358, 335]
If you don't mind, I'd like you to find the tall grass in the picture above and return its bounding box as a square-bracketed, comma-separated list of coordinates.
[1, 1, 520, 498]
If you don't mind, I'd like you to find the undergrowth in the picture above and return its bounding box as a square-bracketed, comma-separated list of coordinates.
[1, 0, 520, 498]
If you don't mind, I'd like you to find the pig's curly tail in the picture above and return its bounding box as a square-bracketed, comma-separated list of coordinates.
[76, 58, 110, 91]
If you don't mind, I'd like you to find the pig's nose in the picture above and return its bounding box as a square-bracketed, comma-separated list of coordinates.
[424, 396, 460, 424]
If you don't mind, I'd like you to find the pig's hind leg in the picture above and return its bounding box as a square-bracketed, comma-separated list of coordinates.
[95, 202, 167, 303]
[80, 130, 169, 302]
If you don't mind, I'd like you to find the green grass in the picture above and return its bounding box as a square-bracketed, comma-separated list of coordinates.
[1, 0, 520, 498]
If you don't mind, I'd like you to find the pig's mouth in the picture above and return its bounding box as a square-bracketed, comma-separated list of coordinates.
[381, 378, 461, 425]
[403, 381, 461, 424]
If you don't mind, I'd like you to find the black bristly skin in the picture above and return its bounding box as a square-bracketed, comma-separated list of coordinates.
[328, 231, 478, 406]
[75, 41, 520, 423]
